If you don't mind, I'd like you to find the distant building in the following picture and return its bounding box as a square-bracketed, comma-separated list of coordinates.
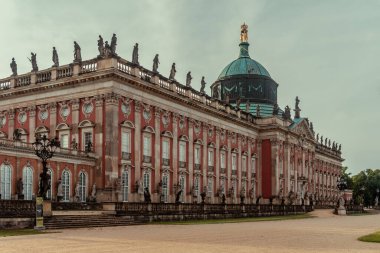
[0, 25, 343, 205]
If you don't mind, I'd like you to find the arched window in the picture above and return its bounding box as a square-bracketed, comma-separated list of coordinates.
[46, 168, 53, 200]
[62, 170, 71, 202]
[22, 166, 33, 200]
[207, 177, 213, 200]
[122, 169, 129, 202]
[0, 164, 12, 199]
[78, 171, 87, 202]
[194, 176, 200, 203]
[162, 174, 169, 203]
[179, 175, 185, 203]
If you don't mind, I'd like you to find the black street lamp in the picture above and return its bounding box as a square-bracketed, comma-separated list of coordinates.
[336, 177, 347, 192]
[32, 134, 60, 199]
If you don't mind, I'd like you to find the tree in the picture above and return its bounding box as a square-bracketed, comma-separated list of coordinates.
[341, 166, 354, 189]
[352, 169, 380, 206]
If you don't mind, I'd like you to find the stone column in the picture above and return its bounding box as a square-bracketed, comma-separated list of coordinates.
[188, 119, 195, 203]
[172, 113, 179, 202]
[215, 128, 220, 193]
[154, 108, 161, 203]
[134, 101, 142, 202]
[28, 106, 36, 143]
[237, 135, 242, 195]
[94, 95, 104, 187]
[256, 139, 262, 196]
[227, 132, 232, 194]
[284, 141, 290, 194]
[202, 124, 208, 191]
[104, 92, 119, 201]
[247, 138, 252, 203]
[49, 102, 57, 138]
[70, 99, 80, 148]
[7, 109, 15, 141]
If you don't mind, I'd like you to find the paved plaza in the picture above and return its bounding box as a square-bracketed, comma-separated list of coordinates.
[1, 210, 380, 253]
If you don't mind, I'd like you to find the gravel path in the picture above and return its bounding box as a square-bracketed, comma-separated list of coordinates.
[1, 210, 380, 253]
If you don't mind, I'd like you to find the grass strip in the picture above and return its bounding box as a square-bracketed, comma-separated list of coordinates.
[0, 229, 45, 237]
[358, 231, 380, 243]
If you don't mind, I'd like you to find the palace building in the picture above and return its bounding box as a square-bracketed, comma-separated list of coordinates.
[0, 25, 344, 205]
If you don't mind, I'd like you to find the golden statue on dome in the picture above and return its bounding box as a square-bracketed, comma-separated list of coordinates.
[240, 23, 248, 42]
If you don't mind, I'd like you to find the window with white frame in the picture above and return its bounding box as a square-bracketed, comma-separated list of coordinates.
[179, 141, 186, 162]
[194, 146, 201, 164]
[47, 169, 53, 200]
[232, 154, 237, 171]
[121, 131, 131, 154]
[162, 174, 169, 203]
[179, 175, 185, 203]
[162, 139, 169, 159]
[122, 169, 129, 202]
[62, 170, 70, 202]
[143, 135, 151, 157]
[143, 171, 150, 191]
[232, 180, 237, 200]
[207, 177, 213, 198]
[23, 166, 33, 200]
[60, 134, 69, 149]
[220, 152, 226, 169]
[82, 131, 93, 151]
[0, 164, 11, 200]
[78, 171, 87, 202]
[208, 150, 214, 166]
[194, 176, 200, 202]
[251, 157, 256, 174]
[220, 178, 226, 195]
[242, 156, 247, 172]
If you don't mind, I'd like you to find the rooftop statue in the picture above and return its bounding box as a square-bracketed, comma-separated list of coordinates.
[256, 104, 261, 117]
[152, 54, 160, 73]
[52, 47, 59, 67]
[236, 98, 241, 110]
[110, 33, 117, 55]
[104, 41, 112, 57]
[132, 43, 139, 65]
[320, 135, 323, 144]
[283, 105, 291, 120]
[186, 71, 192, 87]
[316, 133, 319, 142]
[272, 103, 279, 115]
[245, 100, 250, 113]
[200, 76, 206, 94]
[338, 144, 341, 151]
[325, 138, 327, 146]
[10, 58, 17, 76]
[294, 96, 301, 118]
[28, 52, 38, 72]
[73, 41, 82, 62]
[98, 35, 104, 57]
[310, 122, 314, 133]
[169, 63, 176, 80]
[240, 23, 248, 42]
[328, 139, 331, 148]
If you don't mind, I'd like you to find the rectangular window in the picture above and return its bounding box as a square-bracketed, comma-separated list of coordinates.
[121, 132, 131, 153]
[242, 156, 247, 172]
[83, 131, 92, 151]
[194, 146, 200, 164]
[162, 140, 169, 159]
[232, 154, 237, 171]
[61, 134, 69, 149]
[208, 150, 214, 166]
[251, 157, 256, 173]
[220, 152, 225, 168]
[179, 141, 186, 162]
[143, 135, 151, 156]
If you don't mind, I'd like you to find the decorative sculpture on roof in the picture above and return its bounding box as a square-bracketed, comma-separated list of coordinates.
[52, 47, 59, 67]
[324, 137, 327, 146]
[186, 71, 192, 87]
[169, 63, 176, 80]
[97, 35, 104, 57]
[338, 144, 341, 151]
[13, 129, 21, 141]
[256, 104, 261, 117]
[328, 139, 331, 148]
[104, 41, 112, 57]
[10, 58, 17, 76]
[245, 100, 250, 113]
[73, 41, 82, 62]
[320, 135, 323, 144]
[283, 105, 291, 120]
[240, 23, 248, 42]
[152, 54, 160, 73]
[236, 98, 241, 110]
[316, 133, 319, 142]
[310, 122, 314, 133]
[29, 52, 38, 71]
[200, 76, 206, 94]
[273, 103, 279, 115]
[213, 86, 220, 99]
[294, 96, 301, 118]
[110, 33, 117, 55]
[132, 43, 139, 65]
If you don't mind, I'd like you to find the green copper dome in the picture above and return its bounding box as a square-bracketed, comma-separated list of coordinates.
[217, 42, 270, 80]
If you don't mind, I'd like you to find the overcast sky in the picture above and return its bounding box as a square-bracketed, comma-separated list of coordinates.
[0, 0, 379, 174]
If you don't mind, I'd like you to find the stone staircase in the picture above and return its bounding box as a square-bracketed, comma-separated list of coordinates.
[44, 214, 143, 229]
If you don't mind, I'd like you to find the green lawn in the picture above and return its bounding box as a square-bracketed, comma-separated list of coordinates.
[0, 229, 45, 237]
[358, 231, 380, 243]
[153, 213, 313, 225]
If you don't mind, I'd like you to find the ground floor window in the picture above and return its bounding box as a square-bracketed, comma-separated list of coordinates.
[162, 174, 169, 203]
[78, 171, 87, 202]
[62, 170, 70, 202]
[23, 166, 33, 200]
[194, 176, 200, 203]
[0, 164, 11, 200]
[143, 171, 150, 192]
[46, 169, 53, 200]
[122, 170, 129, 202]
[179, 175, 185, 203]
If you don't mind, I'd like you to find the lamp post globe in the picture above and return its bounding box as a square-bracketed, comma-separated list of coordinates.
[32, 134, 60, 200]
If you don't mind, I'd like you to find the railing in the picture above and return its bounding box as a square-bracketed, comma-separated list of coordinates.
[80, 59, 98, 73]
[36, 71, 51, 83]
[231, 170, 237, 176]
[208, 166, 214, 172]
[194, 164, 201, 170]
[220, 167, 226, 174]
[0, 78, 11, 90]
[159, 78, 170, 90]
[16, 74, 31, 87]
[122, 152, 132, 160]
[0, 200, 35, 218]
[52, 202, 102, 211]
[57, 65, 73, 79]
[117, 59, 132, 74]
[162, 158, 170, 166]
[139, 70, 152, 82]
[143, 155, 152, 163]
[176, 85, 187, 96]
[179, 161, 187, 168]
